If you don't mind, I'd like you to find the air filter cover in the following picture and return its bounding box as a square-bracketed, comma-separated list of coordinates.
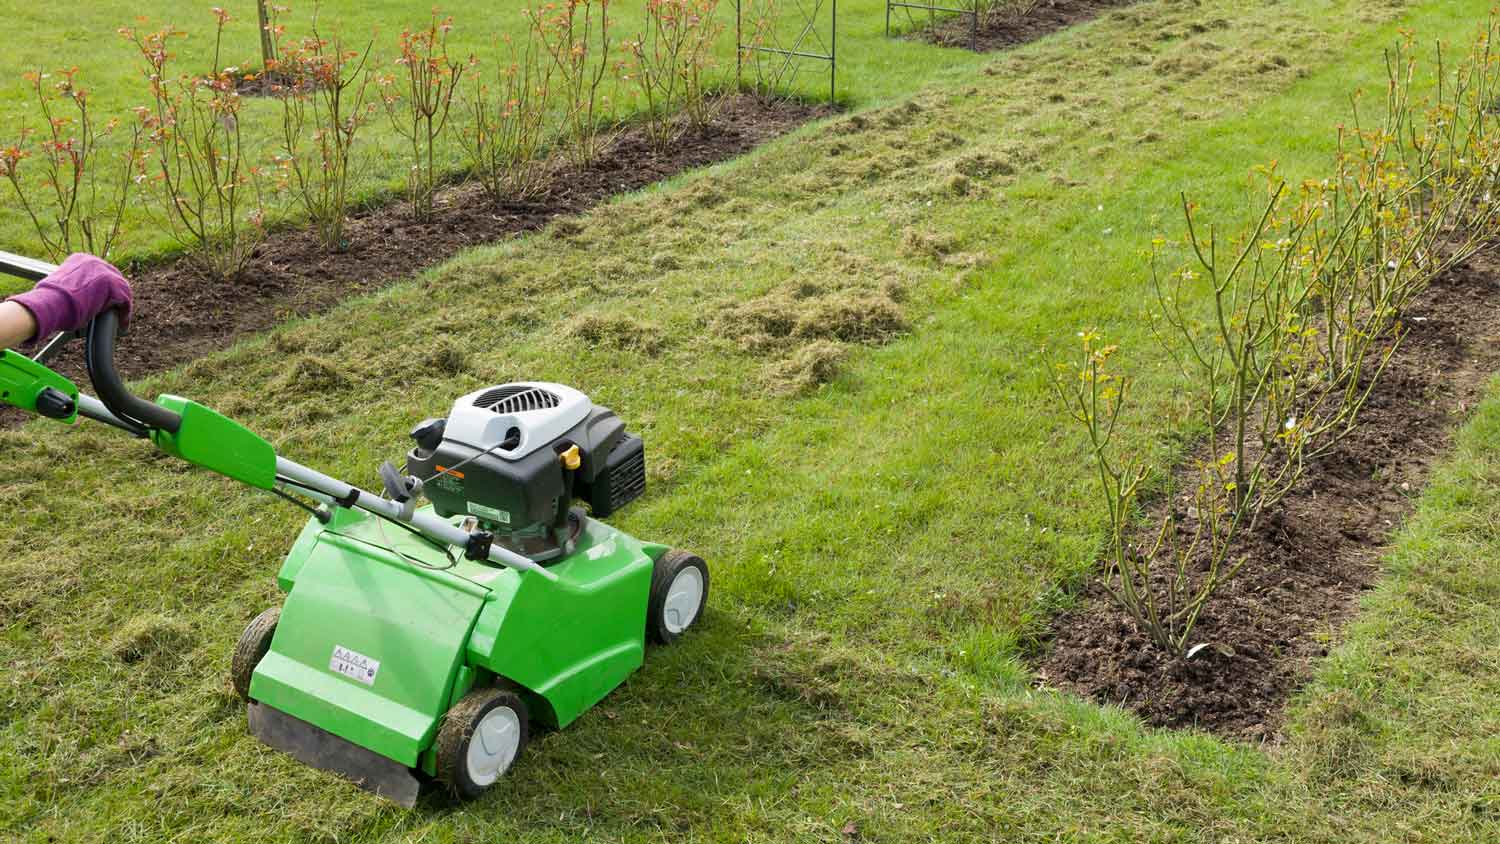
[442, 382, 592, 460]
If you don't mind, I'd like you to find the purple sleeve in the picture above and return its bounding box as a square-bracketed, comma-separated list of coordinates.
[4, 253, 134, 344]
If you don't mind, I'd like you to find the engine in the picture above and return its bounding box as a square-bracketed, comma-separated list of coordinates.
[405, 383, 646, 561]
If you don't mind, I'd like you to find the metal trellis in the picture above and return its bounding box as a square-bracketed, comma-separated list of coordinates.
[885, 0, 979, 52]
[736, 0, 838, 103]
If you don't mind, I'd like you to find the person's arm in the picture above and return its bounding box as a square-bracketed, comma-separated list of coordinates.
[2, 253, 133, 351]
[0, 300, 39, 349]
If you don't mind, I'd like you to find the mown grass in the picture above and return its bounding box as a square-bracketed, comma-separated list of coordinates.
[1, 0, 1497, 841]
[0, 0, 991, 262]
[1280, 389, 1500, 841]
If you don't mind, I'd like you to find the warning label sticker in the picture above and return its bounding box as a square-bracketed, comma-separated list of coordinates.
[329, 645, 380, 686]
[467, 501, 510, 525]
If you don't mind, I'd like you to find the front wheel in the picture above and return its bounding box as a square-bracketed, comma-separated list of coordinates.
[231, 607, 279, 701]
[435, 686, 529, 800]
[647, 550, 709, 644]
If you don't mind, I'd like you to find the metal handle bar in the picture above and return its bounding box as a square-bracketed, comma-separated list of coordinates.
[273, 459, 559, 581]
[4, 249, 554, 580]
[0, 249, 56, 282]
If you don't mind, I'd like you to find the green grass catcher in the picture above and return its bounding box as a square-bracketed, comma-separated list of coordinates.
[0, 251, 709, 806]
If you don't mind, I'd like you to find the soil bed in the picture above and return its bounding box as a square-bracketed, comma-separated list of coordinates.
[1037, 246, 1500, 740]
[233, 71, 305, 97]
[7, 95, 830, 417]
[907, 0, 1137, 53]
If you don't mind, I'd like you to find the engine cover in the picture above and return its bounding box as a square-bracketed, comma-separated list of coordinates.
[406, 383, 645, 539]
[442, 383, 592, 458]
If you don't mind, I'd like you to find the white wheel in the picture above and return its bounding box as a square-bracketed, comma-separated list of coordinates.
[663, 566, 705, 634]
[465, 705, 522, 787]
[436, 686, 529, 799]
[648, 550, 709, 644]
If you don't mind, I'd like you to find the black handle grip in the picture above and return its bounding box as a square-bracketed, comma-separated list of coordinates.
[35, 387, 76, 420]
[85, 309, 181, 434]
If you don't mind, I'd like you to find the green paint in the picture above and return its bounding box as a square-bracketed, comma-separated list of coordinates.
[0, 349, 77, 423]
[255, 505, 654, 766]
[467, 518, 654, 729]
[251, 527, 488, 765]
[151, 395, 277, 490]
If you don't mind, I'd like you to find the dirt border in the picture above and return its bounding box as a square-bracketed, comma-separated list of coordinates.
[1035, 247, 1500, 741]
[5, 95, 832, 411]
[905, 0, 1139, 53]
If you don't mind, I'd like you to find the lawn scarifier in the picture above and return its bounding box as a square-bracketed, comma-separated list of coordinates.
[0, 249, 710, 807]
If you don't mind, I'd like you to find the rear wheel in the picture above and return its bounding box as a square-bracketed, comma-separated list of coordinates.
[648, 550, 709, 644]
[436, 686, 529, 800]
[231, 607, 280, 701]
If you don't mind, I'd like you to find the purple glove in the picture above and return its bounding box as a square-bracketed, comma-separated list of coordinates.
[5, 253, 134, 344]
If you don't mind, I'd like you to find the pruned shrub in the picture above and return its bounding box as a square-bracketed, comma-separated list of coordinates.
[1049, 23, 1500, 658]
[528, 0, 617, 168]
[380, 10, 473, 221]
[123, 12, 267, 281]
[626, 0, 726, 150]
[0, 67, 144, 261]
[268, 17, 376, 250]
[459, 33, 554, 204]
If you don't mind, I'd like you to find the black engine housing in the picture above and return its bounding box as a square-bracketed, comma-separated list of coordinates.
[406, 405, 646, 533]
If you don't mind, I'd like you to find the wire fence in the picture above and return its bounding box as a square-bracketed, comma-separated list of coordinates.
[885, 0, 979, 51]
[736, 0, 838, 103]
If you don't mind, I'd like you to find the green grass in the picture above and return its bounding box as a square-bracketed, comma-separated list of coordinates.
[2, 0, 1498, 841]
[0, 0, 996, 262]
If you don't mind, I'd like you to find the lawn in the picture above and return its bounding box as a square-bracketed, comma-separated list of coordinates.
[1, 0, 1497, 842]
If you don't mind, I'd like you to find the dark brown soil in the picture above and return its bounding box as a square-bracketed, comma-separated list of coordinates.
[232, 70, 334, 98]
[909, 0, 1137, 53]
[7, 95, 830, 413]
[1036, 247, 1500, 740]
[232, 71, 302, 97]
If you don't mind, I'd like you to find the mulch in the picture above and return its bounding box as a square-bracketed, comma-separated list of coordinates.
[1036, 247, 1500, 740]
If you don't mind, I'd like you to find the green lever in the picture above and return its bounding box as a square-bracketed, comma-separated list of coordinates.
[151, 395, 278, 489]
[0, 349, 78, 423]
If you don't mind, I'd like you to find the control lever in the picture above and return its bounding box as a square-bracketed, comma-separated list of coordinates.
[378, 460, 423, 521]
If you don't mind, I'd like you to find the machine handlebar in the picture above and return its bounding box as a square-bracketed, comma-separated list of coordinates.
[0, 249, 55, 282]
[0, 252, 178, 434]
[85, 309, 182, 434]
